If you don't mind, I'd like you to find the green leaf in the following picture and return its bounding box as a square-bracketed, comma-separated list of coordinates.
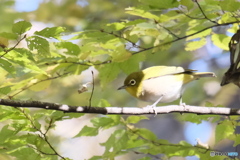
[34, 26, 65, 40]
[74, 126, 99, 137]
[211, 34, 231, 50]
[185, 38, 206, 51]
[105, 22, 126, 31]
[9, 146, 45, 160]
[0, 58, 15, 74]
[0, 32, 18, 39]
[49, 110, 65, 121]
[179, 114, 203, 124]
[98, 99, 111, 107]
[219, 12, 236, 24]
[219, 0, 240, 12]
[180, 0, 194, 10]
[215, 120, 235, 144]
[7, 49, 46, 74]
[89, 156, 103, 160]
[186, 28, 211, 41]
[138, 157, 151, 160]
[126, 115, 148, 124]
[27, 36, 50, 56]
[91, 117, 114, 128]
[100, 129, 128, 157]
[125, 7, 160, 20]
[233, 134, 240, 146]
[55, 41, 80, 56]
[97, 63, 121, 88]
[138, 0, 179, 9]
[119, 53, 145, 74]
[12, 21, 32, 35]
[0, 125, 17, 142]
[137, 128, 157, 141]
[111, 45, 131, 62]
[0, 86, 11, 95]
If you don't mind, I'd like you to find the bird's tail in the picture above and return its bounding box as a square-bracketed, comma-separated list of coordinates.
[193, 72, 216, 78]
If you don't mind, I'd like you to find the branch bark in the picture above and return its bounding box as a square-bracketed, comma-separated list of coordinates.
[0, 99, 239, 116]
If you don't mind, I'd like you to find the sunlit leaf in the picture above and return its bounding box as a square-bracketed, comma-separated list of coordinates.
[74, 126, 99, 137]
[35, 26, 65, 40]
[12, 21, 32, 35]
[211, 34, 231, 50]
[185, 38, 206, 51]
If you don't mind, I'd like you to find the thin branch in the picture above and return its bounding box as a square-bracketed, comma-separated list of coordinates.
[43, 60, 112, 67]
[132, 20, 240, 55]
[44, 118, 53, 135]
[27, 144, 57, 156]
[88, 71, 95, 107]
[41, 21, 240, 66]
[156, 22, 179, 39]
[180, 10, 205, 20]
[126, 123, 216, 157]
[0, 34, 27, 58]
[1, 98, 240, 116]
[100, 30, 145, 49]
[8, 72, 69, 99]
[194, 0, 218, 24]
[133, 151, 163, 159]
[18, 108, 66, 159]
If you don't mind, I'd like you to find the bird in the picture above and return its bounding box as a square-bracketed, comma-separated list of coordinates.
[118, 66, 216, 108]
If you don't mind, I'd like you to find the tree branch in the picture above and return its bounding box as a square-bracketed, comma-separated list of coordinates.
[194, 0, 218, 24]
[0, 99, 239, 116]
[0, 34, 27, 58]
[133, 20, 240, 55]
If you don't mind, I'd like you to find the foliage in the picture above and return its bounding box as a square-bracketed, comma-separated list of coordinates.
[0, 0, 240, 159]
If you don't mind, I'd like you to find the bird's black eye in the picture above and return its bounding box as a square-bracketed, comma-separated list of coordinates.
[129, 79, 136, 86]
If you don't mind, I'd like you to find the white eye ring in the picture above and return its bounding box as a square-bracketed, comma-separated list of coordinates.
[129, 79, 136, 85]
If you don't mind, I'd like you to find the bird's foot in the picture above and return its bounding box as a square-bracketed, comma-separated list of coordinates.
[145, 104, 157, 116]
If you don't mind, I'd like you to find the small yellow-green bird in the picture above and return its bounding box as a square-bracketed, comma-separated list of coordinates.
[118, 66, 215, 106]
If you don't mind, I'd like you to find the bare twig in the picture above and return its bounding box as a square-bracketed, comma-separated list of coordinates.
[88, 71, 95, 108]
[1, 98, 240, 116]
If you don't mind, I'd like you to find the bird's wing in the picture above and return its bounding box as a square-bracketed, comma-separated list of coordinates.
[143, 66, 195, 80]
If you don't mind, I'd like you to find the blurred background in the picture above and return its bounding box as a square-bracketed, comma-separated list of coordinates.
[0, 0, 239, 159]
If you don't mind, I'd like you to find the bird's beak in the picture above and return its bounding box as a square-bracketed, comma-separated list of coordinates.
[117, 85, 126, 90]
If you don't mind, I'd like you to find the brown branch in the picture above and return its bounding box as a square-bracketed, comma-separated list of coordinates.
[156, 22, 179, 39]
[27, 145, 58, 156]
[0, 34, 27, 58]
[180, 10, 205, 20]
[0, 98, 240, 116]
[8, 72, 69, 98]
[132, 20, 240, 55]
[18, 108, 66, 159]
[125, 121, 218, 157]
[43, 60, 112, 67]
[194, 0, 218, 24]
[100, 30, 145, 49]
[88, 71, 94, 108]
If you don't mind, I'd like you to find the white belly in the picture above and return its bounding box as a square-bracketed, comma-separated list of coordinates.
[140, 75, 184, 103]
